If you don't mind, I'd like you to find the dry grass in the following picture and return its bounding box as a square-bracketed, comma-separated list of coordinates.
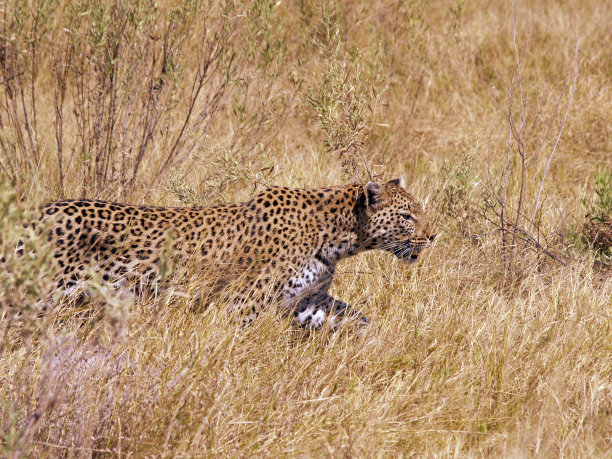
[1, 0, 611, 456]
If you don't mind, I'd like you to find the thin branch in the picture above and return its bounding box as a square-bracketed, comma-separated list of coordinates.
[501, 82, 513, 267]
[529, 39, 581, 236]
[510, 4, 529, 254]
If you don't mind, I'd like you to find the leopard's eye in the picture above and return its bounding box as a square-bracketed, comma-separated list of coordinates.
[400, 213, 414, 221]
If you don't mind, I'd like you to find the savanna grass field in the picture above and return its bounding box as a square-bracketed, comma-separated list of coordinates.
[1, 0, 611, 456]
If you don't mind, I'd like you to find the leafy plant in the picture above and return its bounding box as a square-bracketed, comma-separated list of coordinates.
[581, 167, 612, 264]
[0, 184, 54, 350]
[0, 0, 290, 200]
[435, 143, 478, 220]
[302, 0, 388, 181]
[583, 167, 612, 222]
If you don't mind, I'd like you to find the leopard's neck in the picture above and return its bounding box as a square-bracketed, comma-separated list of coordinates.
[306, 184, 364, 268]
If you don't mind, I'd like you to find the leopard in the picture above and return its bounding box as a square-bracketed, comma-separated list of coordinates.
[36, 177, 435, 329]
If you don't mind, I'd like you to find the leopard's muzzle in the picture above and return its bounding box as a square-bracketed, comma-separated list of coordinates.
[391, 237, 434, 264]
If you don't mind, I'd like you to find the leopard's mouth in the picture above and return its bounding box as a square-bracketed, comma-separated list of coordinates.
[391, 242, 422, 264]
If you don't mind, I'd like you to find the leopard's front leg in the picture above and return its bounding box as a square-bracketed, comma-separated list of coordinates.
[284, 260, 367, 330]
[292, 286, 367, 330]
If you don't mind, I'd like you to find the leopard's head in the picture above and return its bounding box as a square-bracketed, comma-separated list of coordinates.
[356, 177, 435, 263]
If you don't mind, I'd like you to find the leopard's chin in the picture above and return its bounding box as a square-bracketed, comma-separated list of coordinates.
[405, 254, 419, 264]
[396, 252, 419, 264]
[391, 244, 421, 263]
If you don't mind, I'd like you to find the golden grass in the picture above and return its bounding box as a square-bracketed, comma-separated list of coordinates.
[1, 0, 611, 456]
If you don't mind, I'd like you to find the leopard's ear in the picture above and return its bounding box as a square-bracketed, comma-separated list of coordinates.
[386, 176, 406, 189]
[364, 182, 383, 207]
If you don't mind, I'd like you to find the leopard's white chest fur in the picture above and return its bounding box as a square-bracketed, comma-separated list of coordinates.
[282, 235, 358, 301]
[283, 258, 332, 300]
